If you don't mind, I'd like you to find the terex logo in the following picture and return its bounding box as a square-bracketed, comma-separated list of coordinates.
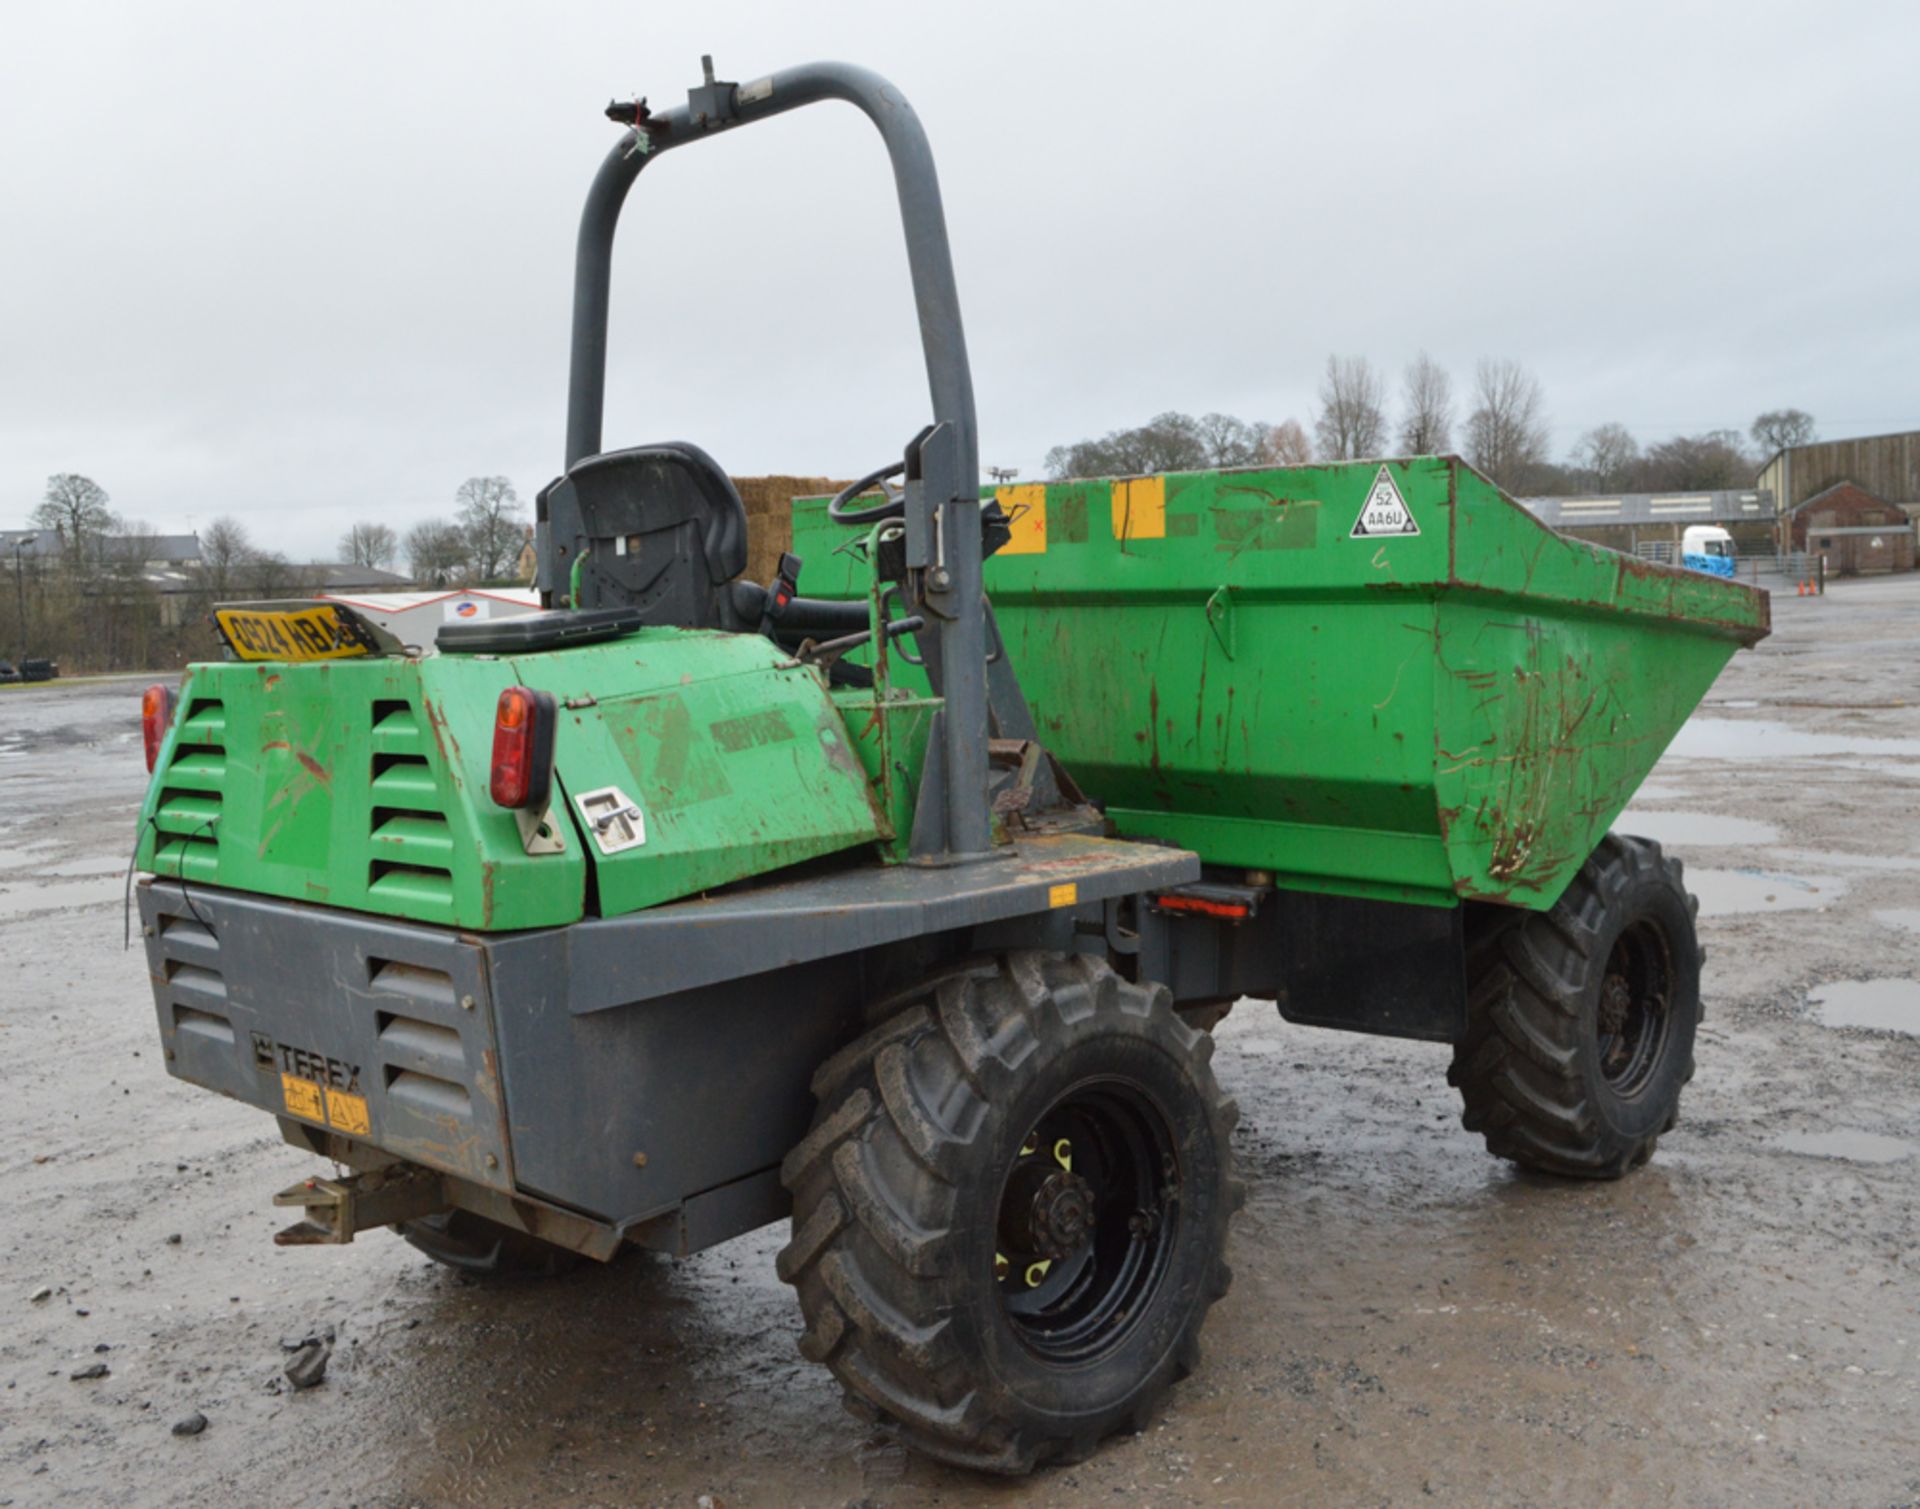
[275, 1042, 362, 1094]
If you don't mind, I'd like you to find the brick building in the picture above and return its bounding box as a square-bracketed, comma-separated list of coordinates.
[1783, 482, 1915, 574]
[1756, 430, 1920, 528]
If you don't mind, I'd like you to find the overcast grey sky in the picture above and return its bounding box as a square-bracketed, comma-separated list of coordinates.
[2, 0, 1914, 561]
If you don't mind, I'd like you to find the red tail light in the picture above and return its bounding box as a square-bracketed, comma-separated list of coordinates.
[490, 686, 556, 809]
[141, 683, 176, 772]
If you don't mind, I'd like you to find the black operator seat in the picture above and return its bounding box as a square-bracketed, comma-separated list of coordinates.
[542, 441, 751, 630]
[532, 440, 868, 641]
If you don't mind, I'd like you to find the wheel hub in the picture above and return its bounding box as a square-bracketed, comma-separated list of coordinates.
[1594, 920, 1676, 1096]
[999, 1153, 1096, 1262]
[1025, 1168, 1095, 1259]
[1599, 973, 1632, 1037]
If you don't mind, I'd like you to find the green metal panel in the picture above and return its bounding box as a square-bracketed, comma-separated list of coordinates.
[833, 688, 940, 861]
[135, 655, 586, 930]
[510, 630, 886, 914]
[792, 456, 1769, 911]
[135, 628, 891, 929]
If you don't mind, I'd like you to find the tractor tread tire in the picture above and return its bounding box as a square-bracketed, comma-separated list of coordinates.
[1447, 833, 1700, 1180]
[778, 952, 1242, 1475]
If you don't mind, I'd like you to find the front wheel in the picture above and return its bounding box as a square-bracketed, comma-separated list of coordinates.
[1449, 833, 1702, 1179]
[778, 952, 1243, 1474]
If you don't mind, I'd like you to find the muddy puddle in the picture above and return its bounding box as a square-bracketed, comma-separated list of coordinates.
[1617, 810, 1781, 847]
[1810, 977, 1920, 1033]
[1873, 908, 1920, 935]
[1689, 867, 1844, 916]
[1770, 846, 1920, 875]
[1772, 1128, 1919, 1164]
[1666, 717, 1920, 772]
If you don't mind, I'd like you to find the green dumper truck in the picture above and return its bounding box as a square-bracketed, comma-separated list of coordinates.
[133, 59, 1767, 1474]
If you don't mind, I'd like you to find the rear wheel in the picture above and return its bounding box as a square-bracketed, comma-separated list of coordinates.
[1448, 833, 1701, 1179]
[778, 952, 1243, 1474]
[397, 1210, 582, 1279]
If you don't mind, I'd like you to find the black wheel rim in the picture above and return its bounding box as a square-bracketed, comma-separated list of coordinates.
[994, 1078, 1179, 1365]
[1595, 917, 1674, 1097]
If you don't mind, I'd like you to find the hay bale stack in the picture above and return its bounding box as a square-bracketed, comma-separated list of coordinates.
[733, 476, 848, 587]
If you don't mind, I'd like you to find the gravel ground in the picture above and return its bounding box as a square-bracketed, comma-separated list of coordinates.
[3, 579, 1918, 1507]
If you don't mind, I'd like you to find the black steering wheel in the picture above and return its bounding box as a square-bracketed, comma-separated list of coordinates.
[828, 459, 908, 525]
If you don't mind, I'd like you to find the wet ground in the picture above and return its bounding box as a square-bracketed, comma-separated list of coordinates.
[4, 579, 1920, 1507]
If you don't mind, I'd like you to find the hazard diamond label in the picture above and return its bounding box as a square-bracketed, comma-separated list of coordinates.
[1351, 466, 1420, 537]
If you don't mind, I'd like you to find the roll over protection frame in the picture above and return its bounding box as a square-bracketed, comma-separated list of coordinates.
[562, 58, 994, 863]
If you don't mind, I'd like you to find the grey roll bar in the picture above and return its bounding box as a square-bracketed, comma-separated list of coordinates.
[562, 59, 992, 863]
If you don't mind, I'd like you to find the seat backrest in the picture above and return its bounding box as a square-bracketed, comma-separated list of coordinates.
[537, 442, 749, 629]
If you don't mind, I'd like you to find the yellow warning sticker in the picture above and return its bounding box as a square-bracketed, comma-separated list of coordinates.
[1048, 882, 1079, 909]
[281, 1073, 324, 1123]
[325, 1088, 371, 1137]
[1110, 476, 1166, 542]
[997, 483, 1049, 555]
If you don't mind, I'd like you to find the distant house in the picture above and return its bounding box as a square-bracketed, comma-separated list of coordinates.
[1782, 483, 1915, 575]
[287, 563, 413, 594]
[1, 528, 202, 577]
[1756, 430, 1920, 531]
[318, 586, 541, 647]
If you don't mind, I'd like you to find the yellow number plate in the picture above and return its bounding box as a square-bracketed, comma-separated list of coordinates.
[214, 605, 370, 663]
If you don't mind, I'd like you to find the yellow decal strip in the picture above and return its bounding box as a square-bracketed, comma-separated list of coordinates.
[1111, 476, 1166, 542]
[997, 483, 1049, 555]
[281, 1073, 324, 1122]
[324, 1089, 372, 1137]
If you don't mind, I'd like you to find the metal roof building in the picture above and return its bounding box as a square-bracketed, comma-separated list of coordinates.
[1756, 430, 1920, 524]
[1517, 490, 1774, 530]
[1514, 489, 1776, 562]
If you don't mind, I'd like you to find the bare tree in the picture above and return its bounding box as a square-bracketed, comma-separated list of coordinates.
[406, 520, 469, 587]
[1569, 422, 1641, 492]
[32, 474, 119, 562]
[195, 517, 256, 600]
[1462, 359, 1550, 492]
[1750, 408, 1816, 457]
[454, 477, 526, 581]
[1397, 353, 1454, 455]
[1045, 411, 1211, 478]
[1313, 356, 1387, 461]
[1194, 413, 1270, 468]
[1260, 418, 1312, 466]
[1642, 430, 1752, 491]
[248, 551, 296, 599]
[341, 521, 398, 570]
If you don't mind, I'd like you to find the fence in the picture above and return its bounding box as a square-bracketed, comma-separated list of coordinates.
[1626, 541, 1831, 588]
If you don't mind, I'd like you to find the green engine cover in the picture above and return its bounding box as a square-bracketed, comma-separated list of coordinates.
[136, 628, 888, 930]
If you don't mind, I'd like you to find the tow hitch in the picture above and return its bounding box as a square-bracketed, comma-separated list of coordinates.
[272, 1164, 448, 1246]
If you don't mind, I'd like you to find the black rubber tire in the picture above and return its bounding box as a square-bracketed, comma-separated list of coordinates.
[1448, 833, 1702, 1179]
[777, 952, 1243, 1474]
[397, 1210, 583, 1279]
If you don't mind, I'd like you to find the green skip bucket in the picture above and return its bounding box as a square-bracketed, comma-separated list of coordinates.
[794, 456, 1769, 912]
